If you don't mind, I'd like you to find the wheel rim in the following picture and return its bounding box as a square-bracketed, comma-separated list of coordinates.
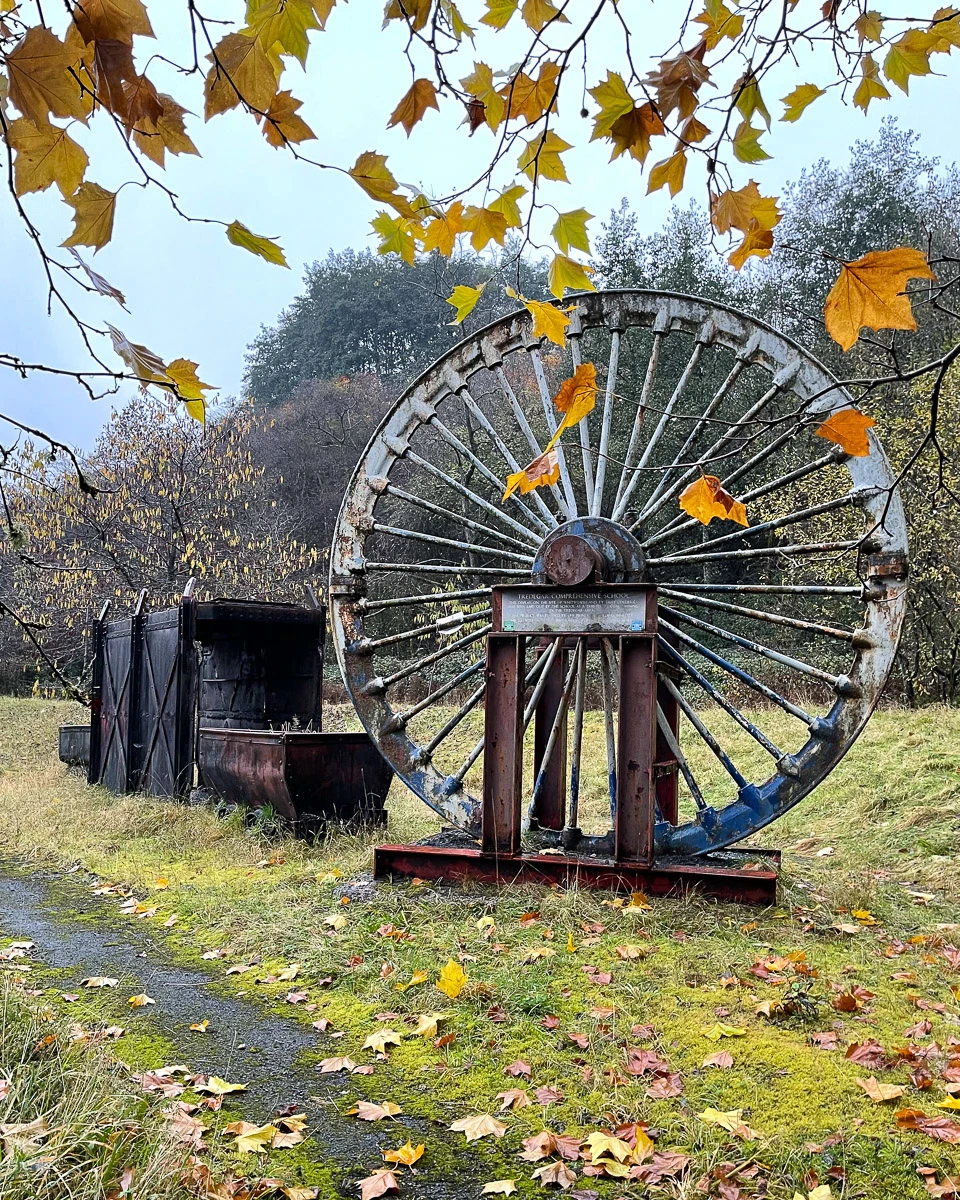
[329, 290, 908, 855]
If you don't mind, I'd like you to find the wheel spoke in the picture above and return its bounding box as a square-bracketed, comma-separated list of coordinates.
[527, 647, 579, 821]
[424, 681, 487, 755]
[566, 641, 588, 829]
[372, 522, 535, 564]
[493, 365, 574, 520]
[655, 702, 708, 810]
[569, 316, 595, 504]
[528, 345, 580, 516]
[359, 609, 492, 653]
[406, 448, 544, 542]
[658, 617, 815, 724]
[648, 539, 861, 566]
[657, 637, 786, 762]
[613, 309, 669, 516]
[359, 587, 492, 613]
[660, 675, 748, 790]
[627, 331, 761, 520]
[385, 484, 537, 551]
[370, 624, 493, 692]
[590, 330, 621, 516]
[659, 588, 857, 643]
[388, 658, 486, 729]
[364, 561, 529, 576]
[659, 582, 862, 596]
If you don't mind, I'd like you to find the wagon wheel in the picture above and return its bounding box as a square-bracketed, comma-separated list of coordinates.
[329, 290, 907, 856]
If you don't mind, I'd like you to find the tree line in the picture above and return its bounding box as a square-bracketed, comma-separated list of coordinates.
[2, 123, 958, 703]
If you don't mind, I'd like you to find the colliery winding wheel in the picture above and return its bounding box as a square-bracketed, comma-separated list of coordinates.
[329, 290, 907, 869]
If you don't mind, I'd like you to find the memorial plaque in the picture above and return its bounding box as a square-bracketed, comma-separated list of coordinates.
[496, 586, 650, 634]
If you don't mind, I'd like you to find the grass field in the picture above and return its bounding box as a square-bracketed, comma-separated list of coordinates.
[2, 697, 960, 1199]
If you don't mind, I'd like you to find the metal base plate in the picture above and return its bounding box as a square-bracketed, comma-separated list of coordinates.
[374, 844, 779, 904]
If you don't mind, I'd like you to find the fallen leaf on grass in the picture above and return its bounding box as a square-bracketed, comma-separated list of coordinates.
[324, 914, 348, 931]
[810, 1032, 839, 1051]
[504, 1059, 531, 1077]
[897, 1109, 960, 1142]
[140, 1072, 185, 1098]
[395, 969, 427, 992]
[351, 1102, 402, 1121]
[0, 1116, 49, 1151]
[646, 1072, 683, 1098]
[449, 1113, 506, 1141]
[585, 1131, 632, 1162]
[363, 1029, 402, 1055]
[413, 1012, 448, 1038]
[856, 1076, 905, 1103]
[60, 993, 80, 1003]
[535, 1086, 564, 1105]
[195, 1076, 247, 1096]
[223, 1122, 275, 1154]
[360, 1171, 400, 1200]
[128, 994, 155, 1007]
[436, 960, 467, 999]
[481, 1182, 517, 1196]
[533, 1161, 578, 1188]
[189, 1020, 210, 1033]
[83, 977, 118, 988]
[383, 1141, 424, 1166]
[497, 1089, 530, 1111]
[937, 1097, 960, 1110]
[702, 1050, 734, 1069]
[701, 1022, 746, 1041]
[697, 1108, 757, 1139]
[318, 1057, 358, 1074]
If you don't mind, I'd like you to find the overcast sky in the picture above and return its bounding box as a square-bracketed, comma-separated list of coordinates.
[1, 1, 957, 450]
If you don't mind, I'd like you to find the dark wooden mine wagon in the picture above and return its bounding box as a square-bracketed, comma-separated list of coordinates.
[58, 724, 91, 768]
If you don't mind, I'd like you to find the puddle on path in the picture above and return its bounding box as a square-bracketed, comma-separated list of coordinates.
[0, 865, 482, 1199]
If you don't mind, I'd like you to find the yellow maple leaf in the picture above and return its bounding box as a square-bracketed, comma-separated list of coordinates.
[196, 1075, 247, 1096]
[503, 449, 560, 501]
[551, 209, 592, 255]
[383, 1141, 425, 1166]
[500, 62, 560, 124]
[436, 959, 467, 998]
[133, 93, 199, 168]
[518, 297, 570, 347]
[204, 32, 279, 120]
[824, 247, 935, 351]
[449, 1112, 507, 1141]
[732, 120, 770, 163]
[647, 150, 686, 197]
[518, 130, 571, 182]
[711, 180, 781, 235]
[447, 284, 486, 325]
[697, 1107, 757, 1138]
[486, 185, 527, 228]
[225, 1121, 277, 1153]
[461, 61, 505, 130]
[413, 1011, 448, 1037]
[693, 0, 743, 47]
[679, 477, 748, 528]
[226, 219, 288, 267]
[729, 220, 774, 270]
[854, 54, 891, 112]
[481, 0, 519, 28]
[585, 1131, 632, 1162]
[261, 90, 315, 147]
[856, 1076, 905, 1102]
[855, 10, 884, 42]
[362, 1028, 403, 1055]
[609, 102, 664, 163]
[387, 77, 439, 136]
[6, 25, 90, 127]
[780, 82, 824, 122]
[814, 408, 875, 456]
[128, 993, 155, 1007]
[72, 0, 154, 44]
[522, 0, 568, 31]
[348, 151, 415, 218]
[461, 204, 508, 251]
[884, 28, 937, 93]
[421, 200, 466, 255]
[547, 362, 598, 445]
[395, 967, 429, 992]
[62, 182, 117, 251]
[589, 71, 635, 140]
[371, 212, 419, 265]
[548, 254, 595, 299]
[165, 358, 214, 422]
[8, 117, 88, 197]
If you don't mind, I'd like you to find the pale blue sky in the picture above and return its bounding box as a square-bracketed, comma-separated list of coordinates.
[1, 1, 957, 449]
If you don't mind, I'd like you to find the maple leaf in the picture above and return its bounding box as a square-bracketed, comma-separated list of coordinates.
[351, 1101, 402, 1121]
[697, 1107, 757, 1139]
[461, 205, 509, 251]
[884, 28, 937, 93]
[189, 1019, 210, 1033]
[372, 212, 419, 265]
[436, 959, 467, 998]
[226, 220, 289, 267]
[548, 362, 598, 446]
[387, 78, 439, 136]
[82, 976, 118, 988]
[609, 102, 664, 163]
[497, 1088, 530, 1110]
[450, 1113, 507, 1141]
[67, 248, 127, 307]
[348, 151, 415, 217]
[196, 1075, 248, 1096]
[711, 180, 780, 236]
[461, 62, 505, 130]
[732, 120, 770, 163]
[518, 131, 572, 182]
[6, 26, 90, 127]
[703, 1049, 734, 1068]
[413, 1012, 448, 1038]
[700, 1020, 747, 1041]
[548, 254, 595, 300]
[522, 0, 568, 31]
[552, 209, 592, 255]
[260, 91, 316, 147]
[854, 54, 891, 112]
[128, 993, 155, 1007]
[133, 93, 199, 167]
[481, 0, 519, 28]
[7, 118, 88, 198]
[814, 408, 875, 456]
[503, 450, 559, 501]
[734, 72, 771, 129]
[693, 0, 743, 47]
[856, 1075, 905, 1102]
[421, 201, 466, 256]
[72, 0, 154, 44]
[245, 0, 325, 66]
[205, 32, 279, 119]
[729, 220, 775, 270]
[360, 1171, 399, 1200]
[856, 10, 884, 42]
[363, 1028, 402, 1055]
[481, 1183, 517, 1196]
[62, 182, 116, 251]
[647, 151, 686, 198]
[383, 1141, 424, 1166]
[513, 296, 570, 348]
[896, 1109, 960, 1142]
[585, 1130, 632, 1162]
[533, 1161, 578, 1188]
[224, 1121, 278, 1153]
[447, 284, 486, 325]
[500, 61, 560, 123]
[781, 83, 824, 122]
[165, 358, 214, 422]
[679, 476, 748, 527]
[824, 247, 935, 350]
[589, 71, 636, 141]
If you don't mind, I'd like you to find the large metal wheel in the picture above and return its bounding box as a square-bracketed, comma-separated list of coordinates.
[329, 290, 908, 856]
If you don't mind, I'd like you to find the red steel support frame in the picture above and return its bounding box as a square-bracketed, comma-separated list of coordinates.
[532, 641, 568, 831]
[616, 637, 657, 864]
[482, 635, 525, 856]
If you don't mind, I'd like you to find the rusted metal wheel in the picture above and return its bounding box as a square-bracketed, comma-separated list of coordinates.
[329, 290, 907, 855]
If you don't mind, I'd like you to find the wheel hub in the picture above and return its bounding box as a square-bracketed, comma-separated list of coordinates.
[532, 517, 648, 586]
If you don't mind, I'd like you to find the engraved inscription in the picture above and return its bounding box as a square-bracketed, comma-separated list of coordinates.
[499, 589, 647, 634]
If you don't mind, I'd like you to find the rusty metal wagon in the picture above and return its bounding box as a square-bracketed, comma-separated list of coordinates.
[328, 290, 907, 898]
